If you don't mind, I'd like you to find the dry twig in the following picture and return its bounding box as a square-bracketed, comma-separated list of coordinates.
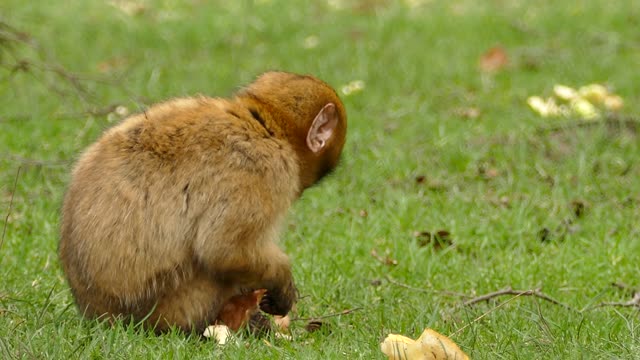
[585, 292, 640, 311]
[460, 286, 574, 311]
[1, 167, 21, 253]
[291, 307, 362, 322]
[385, 276, 469, 298]
[536, 115, 640, 135]
[385, 276, 431, 293]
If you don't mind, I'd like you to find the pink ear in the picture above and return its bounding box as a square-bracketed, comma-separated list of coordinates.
[306, 103, 338, 153]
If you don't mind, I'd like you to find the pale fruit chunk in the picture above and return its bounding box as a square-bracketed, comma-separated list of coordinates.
[203, 324, 233, 345]
[381, 328, 469, 360]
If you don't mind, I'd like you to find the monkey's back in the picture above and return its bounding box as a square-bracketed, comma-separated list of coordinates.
[59, 96, 300, 313]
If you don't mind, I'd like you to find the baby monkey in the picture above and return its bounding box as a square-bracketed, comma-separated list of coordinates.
[59, 72, 347, 333]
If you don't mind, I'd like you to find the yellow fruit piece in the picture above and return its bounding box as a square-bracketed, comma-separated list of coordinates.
[527, 96, 561, 117]
[553, 84, 578, 101]
[570, 98, 599, 119]
[578, 84, 609, 104]
[381, 328, 469, 360]
[604, 95, 624, 111]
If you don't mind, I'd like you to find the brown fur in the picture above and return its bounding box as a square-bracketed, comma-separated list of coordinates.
[59, 72, 347, 333]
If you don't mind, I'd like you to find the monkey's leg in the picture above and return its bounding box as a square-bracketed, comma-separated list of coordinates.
[148, 272, 226, 334]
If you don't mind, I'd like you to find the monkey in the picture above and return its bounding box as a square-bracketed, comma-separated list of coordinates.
[59, 71, 347, 334]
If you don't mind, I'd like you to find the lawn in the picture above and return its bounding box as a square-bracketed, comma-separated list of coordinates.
[1, 0, 639, 358]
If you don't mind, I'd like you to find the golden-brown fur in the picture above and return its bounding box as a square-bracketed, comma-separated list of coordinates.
[59, 72, 347, 333]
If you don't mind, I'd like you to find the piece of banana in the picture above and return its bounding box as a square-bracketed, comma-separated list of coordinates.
[381, 328, 469, 360]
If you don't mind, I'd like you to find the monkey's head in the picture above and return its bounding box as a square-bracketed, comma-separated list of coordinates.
[238, 71, 348, 190]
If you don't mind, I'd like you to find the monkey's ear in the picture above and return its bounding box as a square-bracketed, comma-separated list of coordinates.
[306, 103, 338, 153]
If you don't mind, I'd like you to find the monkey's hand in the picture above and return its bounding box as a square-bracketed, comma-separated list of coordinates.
[260, 280, 296, 316]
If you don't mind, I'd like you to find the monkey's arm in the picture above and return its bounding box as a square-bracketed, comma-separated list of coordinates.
[188, 155, 299, 316]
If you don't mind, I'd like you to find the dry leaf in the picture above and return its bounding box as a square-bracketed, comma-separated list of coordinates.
[454, 107, 481, 119]
[305, 320, 327, 333]
[371, 248, 398, 266]
[381, 328, 469, 360]
[413, 230, 452, 250]
[479, 46, 508, 73]
[216, 289, 266, 331]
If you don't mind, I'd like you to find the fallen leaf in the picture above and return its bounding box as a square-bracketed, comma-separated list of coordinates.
[96, 57, 129, 73]
[454, 107, 481, 119]
[479, 46, 508, 73]
[371, 248, 398, 266]
[413, 230, 453, 250]
[216, 289, 266, 331]
[571, 200, 586, 218]
[538, 227, 552, 242]
[305, 320, 327, 333]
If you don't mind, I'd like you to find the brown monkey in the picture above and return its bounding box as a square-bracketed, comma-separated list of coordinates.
[59, 71, 347, 333]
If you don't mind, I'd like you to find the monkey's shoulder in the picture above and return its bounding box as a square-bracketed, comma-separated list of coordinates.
[87, 97, 297, 184]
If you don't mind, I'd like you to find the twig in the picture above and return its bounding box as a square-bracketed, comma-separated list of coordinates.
[385, 276, 430, 293]
[536, 115, 640, 135]
[611, 282, 636, 293]
[584, 292, 640, 311]
[449, 290, 529, 338]
[1, 166, 21, 253]
[0, 154, 70, 168]
[460, 287, 574, 311]
[385, 276, 473, 298]
[291, 307, 362, 322]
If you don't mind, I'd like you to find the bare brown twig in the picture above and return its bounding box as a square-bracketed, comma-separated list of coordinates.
[448, 287, 574, 338]
[1, 167, 21, 254]
[459, 287, 575, 311]
[0, 154, 70, 168]
[1, 18, 139, 112]
[385, 276, 431, 293]
[291, 307, 362, 322]
[536, 115, 639, 135]
[584, 292, 640, 312]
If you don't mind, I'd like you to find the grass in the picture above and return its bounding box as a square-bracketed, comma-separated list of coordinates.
[1, 0, 640, 358]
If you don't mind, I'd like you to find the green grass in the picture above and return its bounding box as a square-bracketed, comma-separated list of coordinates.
[2, 0, 640, 358]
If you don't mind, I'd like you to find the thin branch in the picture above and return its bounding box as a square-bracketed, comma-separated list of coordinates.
[291, 307, 362, 322]
[0, 154, 71, 168]
[460, 286, 575, 311]
[385, 276, 431, 293]
[385, 276, 474, 298]
[536, 115, 640, 135]
[584, 292, 640, 311]
[1, 166, 21, 253]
